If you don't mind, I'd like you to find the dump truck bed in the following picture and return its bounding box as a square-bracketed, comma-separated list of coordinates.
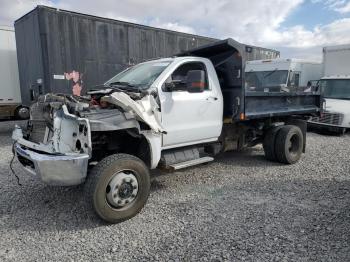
[244, 91, 321, 119]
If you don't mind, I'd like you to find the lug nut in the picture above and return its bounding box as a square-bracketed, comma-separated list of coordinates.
[117, 200, 122, 204]
[113, 194, 117, 198]
[125, 200, 129, 204]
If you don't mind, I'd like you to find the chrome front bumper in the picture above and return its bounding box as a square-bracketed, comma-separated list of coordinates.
[14, 143, 89, 186]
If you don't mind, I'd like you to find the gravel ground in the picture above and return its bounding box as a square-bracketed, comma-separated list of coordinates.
[0, 121, 349, 261]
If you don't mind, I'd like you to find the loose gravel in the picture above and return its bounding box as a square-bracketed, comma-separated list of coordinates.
[0, 120, 349, 261]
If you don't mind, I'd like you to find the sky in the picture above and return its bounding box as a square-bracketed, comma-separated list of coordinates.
[1, 0, 350, 61]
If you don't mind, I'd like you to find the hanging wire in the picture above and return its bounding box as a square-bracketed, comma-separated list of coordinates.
[10, 142, 22, 186]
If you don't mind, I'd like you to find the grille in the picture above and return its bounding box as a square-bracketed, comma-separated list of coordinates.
[310, 112, 344, 125]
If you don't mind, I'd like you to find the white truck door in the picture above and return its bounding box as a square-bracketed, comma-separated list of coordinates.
[159, 60, 223, 148]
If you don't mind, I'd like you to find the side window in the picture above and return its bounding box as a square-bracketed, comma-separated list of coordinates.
[288, 72, 300, 87]
[294, 73, 300, 87]
[166, 62, 208, 91]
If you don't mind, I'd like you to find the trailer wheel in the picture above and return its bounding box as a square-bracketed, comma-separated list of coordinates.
[275, 125, 303, 164]
[84, 153, 150, 223]
[14, 106, 29, 120]
[263, 126, 284, 161]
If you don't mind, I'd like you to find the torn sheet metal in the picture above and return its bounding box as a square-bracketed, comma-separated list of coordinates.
[102, 92, 165, 133]
[13, 105, 92, 156]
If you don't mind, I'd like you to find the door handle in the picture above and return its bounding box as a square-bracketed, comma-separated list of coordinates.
[206, 96, 218, 101]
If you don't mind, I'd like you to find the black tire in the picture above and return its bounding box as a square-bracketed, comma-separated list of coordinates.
[337, 127, 346, 136]
[275, 125, 303, 164]
[14, 106, 29, 120]
[263, 125, 284, 161]
[84, 153, 150, 223]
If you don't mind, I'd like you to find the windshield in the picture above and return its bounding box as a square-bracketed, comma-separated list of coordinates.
[105, 61, 171, 90]
[321, 79, 350, 100]
[245, 70, 288, 91]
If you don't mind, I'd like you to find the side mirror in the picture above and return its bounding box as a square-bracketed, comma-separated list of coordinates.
[164, 82, 175, 92]
[186, 70, 206, 93]
[164, 79, 186, 92]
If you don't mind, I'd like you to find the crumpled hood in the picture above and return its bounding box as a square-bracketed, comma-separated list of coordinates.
[28, 92, 165, 134]
[102, 92, 165, 133]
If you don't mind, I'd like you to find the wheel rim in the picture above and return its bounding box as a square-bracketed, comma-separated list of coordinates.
[18, 107, 29, 119]
[288, 134, 300, 157]
[106, 170, 139, 209]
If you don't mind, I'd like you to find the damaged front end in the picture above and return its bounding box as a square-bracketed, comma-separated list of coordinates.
[12, 90, 164, 186]
[12, 94, 92, 185]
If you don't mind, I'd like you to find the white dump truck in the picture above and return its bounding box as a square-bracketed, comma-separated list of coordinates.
[12, 39, 322, 223]
[308, 44, 350, 134]
[245, 58, 322, 93]
[0, 26, 29, 120]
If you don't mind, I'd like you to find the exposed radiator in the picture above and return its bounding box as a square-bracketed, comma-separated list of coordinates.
[27, 120, 47, 143]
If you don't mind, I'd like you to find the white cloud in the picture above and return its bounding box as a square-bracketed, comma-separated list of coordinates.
[148, 19, 196, 34]
[0, 0, 350, 60]
[335, 1, 350, 12]
[0, 0, 54, 25]
[259, 18, 350, 48]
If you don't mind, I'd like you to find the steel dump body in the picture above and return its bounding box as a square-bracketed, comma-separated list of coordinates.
[179, 39, 321, 120]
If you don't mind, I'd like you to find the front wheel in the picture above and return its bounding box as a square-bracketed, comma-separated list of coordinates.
[84, 153, 151, 223]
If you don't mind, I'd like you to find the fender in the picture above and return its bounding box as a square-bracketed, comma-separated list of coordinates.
[141, 131, 162, 169]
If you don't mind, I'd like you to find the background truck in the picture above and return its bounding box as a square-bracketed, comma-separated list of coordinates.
[245, 58, 322, 93]
[12, 39, 322, 223]
[308, 44, 350, 134]
[0, 26, 29, 120]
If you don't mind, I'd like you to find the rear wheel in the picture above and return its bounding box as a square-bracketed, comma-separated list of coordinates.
[275, 125, 303, 164]
[263, 125, 284, 161]
[84, 153, 150, 223]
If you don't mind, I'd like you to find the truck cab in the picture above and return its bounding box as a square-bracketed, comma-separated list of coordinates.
[308, 44, 350, 134]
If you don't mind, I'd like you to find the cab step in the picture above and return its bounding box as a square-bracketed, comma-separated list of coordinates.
[169, 156, 214, 170]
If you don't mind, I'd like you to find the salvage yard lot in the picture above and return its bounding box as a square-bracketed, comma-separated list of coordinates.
[0, 121, 349, 261]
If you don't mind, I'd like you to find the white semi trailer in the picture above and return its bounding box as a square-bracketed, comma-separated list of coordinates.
[0, 26, 29, 120]
[309, 44, 350, 134]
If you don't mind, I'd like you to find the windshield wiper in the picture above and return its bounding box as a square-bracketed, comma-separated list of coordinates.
[88, 84, 124, 93]
[263, 69, 278, 79]
[107, 81, 145, 93]
[108, 81, 135, 87]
